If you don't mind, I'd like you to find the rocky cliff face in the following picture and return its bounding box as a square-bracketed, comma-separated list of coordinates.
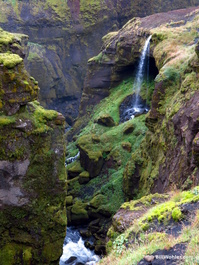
[0, 28, 67, 265]
[0, 0, 199, 123]
[78, 6, 199, 197]
[65, 6, 199, 253]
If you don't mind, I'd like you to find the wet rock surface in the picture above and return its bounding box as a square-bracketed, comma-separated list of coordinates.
[119, 94, 149, 123]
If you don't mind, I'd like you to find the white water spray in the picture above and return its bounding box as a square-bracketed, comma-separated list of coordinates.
[65, 151, 80, 167]
[59, 227, 100, 265]
[133, 35, 152, 111]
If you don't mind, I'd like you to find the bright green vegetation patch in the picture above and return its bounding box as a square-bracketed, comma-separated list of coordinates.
[0, 27, 27, 52]
[99, 168, 125, 214]
[139, 187, 199, 226]
[67, 77, 149, 216]
[0, 115, 16, 127]
[77, 77, 149, 137]
[101, 187, 199, 265]
[0, 28, 14, 45]
[0, 53, 23, 68]
[28, 101, 58, 134]
[76, 114, 147, 170]
[0, 243, 33, 265]
[121, 193, 169, 211]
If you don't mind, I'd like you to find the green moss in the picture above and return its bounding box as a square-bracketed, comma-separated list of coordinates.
[67, 177, 81, 196]
[32, 102, 58, 122]
[0, 53, 23, 68]
[99, 168, 125, 214]
[0, 28, 14, 46]
[0, 115, 16, 127]
[67, 160, 84, 174]
[172, 207, 182, 222]
[121, 193, 169, 211]
[77, 134, 103, 162]
[79, 171, 89, 178]
[0, 243, 33, 265]
[71, 200, 88, 216]
[26, 101, 58, 133]
[65, 196, 73, 205]
[90, 194, 108, 209]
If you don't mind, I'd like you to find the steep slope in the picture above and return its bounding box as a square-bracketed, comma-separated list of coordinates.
[101, 187, 199, 264]
[0, 28, 67, 265]
[65, 6, 199, 254]
[0, 0, 199, 122]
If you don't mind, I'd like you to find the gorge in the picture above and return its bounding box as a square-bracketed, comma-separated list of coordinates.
[1, 1, 199, 265]
[1, 0, 199, 123]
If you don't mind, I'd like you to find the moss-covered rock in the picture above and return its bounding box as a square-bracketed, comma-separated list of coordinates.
[79, 170, 90, 184]
[0, 28, 67, 265]
[65, 196, 73, 206]
[68, 200, 89, 225]
[94, 113, 116, 127]
[102, 187, 199, 264]
[77, 134, 104, 178]
[67, 160, 84, 179]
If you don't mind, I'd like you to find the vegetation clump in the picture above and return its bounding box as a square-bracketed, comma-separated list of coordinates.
[101, 187, 199, 264]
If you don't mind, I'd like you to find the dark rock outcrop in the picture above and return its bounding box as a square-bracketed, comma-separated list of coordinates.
[0, 28, 67, 265]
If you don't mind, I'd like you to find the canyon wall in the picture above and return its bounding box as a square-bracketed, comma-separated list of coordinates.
[65, 6, 199, 252]
[0, 28, 67, 265]
[0, 0, 199, 122]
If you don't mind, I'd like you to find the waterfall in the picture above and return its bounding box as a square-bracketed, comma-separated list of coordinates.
[146, 38, 150, 102]
[65, 151, 80, 167]
[59, 227, 100, 265]
[133, 35, 152, 114]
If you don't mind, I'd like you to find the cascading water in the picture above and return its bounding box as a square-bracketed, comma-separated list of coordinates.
[65, 151, 80, 167]
[122, 35, 151, 120]
[59, 227, 100, 265]
[133, 35, 151, 112]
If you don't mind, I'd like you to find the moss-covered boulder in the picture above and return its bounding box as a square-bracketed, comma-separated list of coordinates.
[67, 160, 84, 179]
[94, 113, 116, 127]
[67, 200, 89, 225]
[0, 28, 67, 265]
[77, 134, 104, 178]
[79, 171, 90, 184]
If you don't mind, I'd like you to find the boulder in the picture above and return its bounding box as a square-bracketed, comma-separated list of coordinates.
[77, 135, 104, 178]
[95, 114, 116, 127]
[78, 171, 90, 184]
[67, 160, 84, 179]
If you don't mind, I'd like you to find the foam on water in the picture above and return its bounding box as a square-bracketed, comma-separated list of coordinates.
[59, 228, 100, 265]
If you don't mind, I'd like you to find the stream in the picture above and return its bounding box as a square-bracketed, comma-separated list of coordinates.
[59, 227, 100, 265]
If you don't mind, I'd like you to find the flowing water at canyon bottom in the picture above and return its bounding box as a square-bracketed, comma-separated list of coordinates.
[59, 227, 100, 265]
